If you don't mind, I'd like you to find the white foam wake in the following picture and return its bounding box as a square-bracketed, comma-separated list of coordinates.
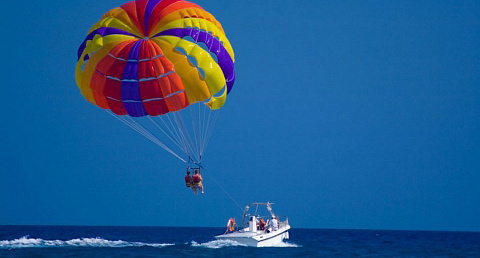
[270, 241, 300, 248]
[0, 236, 174, 249]
[190, 239, 247, 249]
[190, 239, 300, 248]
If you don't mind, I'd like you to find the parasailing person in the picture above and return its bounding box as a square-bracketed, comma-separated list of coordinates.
[184, 167, 197, 194]
[192, 169, 204, 194]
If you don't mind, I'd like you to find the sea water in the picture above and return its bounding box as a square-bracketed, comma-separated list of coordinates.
[1, 225, 479, 257]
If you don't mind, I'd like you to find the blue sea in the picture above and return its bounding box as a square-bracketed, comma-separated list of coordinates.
[1, 225, 479, 257]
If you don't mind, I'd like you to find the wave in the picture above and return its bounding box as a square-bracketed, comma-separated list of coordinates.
[0, 236, 174, 249]
[190, 239, 247, 249]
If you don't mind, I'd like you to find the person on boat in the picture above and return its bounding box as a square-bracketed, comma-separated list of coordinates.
[268, 216, 278, 231]
[192, 169, 204, 194]
[259, 217, 266, 231]
[184, 168, 196, 194]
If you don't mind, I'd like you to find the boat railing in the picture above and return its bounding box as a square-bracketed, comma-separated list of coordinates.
[239, 214, 289, 231]
[278, 216, 289, 229]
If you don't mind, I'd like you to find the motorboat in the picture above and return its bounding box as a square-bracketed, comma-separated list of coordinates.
[215, 202, 290, 247]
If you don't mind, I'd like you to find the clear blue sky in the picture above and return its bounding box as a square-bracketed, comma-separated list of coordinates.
[1, 0, 479, 231]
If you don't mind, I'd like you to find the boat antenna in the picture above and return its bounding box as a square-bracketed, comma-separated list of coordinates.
[267, 202, 276, 217]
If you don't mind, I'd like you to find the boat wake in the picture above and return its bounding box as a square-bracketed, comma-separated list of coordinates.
[190, 239, 247, 249]
[0, 236, 174, 249]
[270, 241, 300, 248]
[190, 239, 300, 248]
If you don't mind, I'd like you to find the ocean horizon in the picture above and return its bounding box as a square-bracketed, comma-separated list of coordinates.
[1, 225, 479, 256]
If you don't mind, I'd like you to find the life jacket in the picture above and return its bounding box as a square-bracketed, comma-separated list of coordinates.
[185, 175, 192, 186]
[192, 174, 201, 184]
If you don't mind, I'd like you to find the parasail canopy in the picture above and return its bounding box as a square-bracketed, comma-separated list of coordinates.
[75, 0, 235, 165]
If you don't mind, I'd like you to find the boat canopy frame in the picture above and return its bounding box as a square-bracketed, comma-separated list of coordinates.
[241, 202, 277, 228]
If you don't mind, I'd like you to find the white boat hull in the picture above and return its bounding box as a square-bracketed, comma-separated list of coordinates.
[215, 225, 290, 247]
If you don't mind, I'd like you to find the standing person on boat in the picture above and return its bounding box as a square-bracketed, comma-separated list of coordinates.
[268, 216, 278, 231]
[184, 168, 196, 194]
[192, 169, 204, 194]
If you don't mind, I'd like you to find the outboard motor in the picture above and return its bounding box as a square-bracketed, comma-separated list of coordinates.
[249, 216, 257, 233]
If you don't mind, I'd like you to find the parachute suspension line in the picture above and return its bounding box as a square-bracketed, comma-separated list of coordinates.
[200, 105, 205, 158]
[200, 105, 210, 157]
[184, 109, 201, 164]
[105, 110, 187, 163]
[125, 116, 187, 163]
[202, 109, 211, 156]
[172, 110, 198, 164]
[155, 115, 178, 145]
[170, 99, 202, 165]
[191, 104, 203, 162]
[104, 100, 219, 167]
[163, 112, 189, 155]
[197, 103, 206, 154]
[163, 100, 193, 161]
[190, 107, 200, 162]
[147, 116, 185, 154]
[188, 102, 218, 162]
[108, 112, 158, 144]
[185, 116, 201, 164]
[187, 106, 201, 164]
[203, 109, 221, 157]
[192, 103, 202, 158]
[200, 103, 210, 157]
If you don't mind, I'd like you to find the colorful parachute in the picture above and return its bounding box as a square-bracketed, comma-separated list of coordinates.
[75, 0, 235, 165]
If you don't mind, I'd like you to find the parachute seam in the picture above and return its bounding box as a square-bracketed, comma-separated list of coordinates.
[107, 53, 164, 62]
[95, 69, 175, 82]
[105, 90, 185, 103]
